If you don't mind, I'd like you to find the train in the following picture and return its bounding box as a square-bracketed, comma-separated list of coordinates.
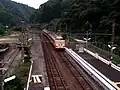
[42, 29, 65, 49]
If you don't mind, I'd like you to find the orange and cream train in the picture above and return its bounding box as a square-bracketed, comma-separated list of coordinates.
[42, 29, 65, 49]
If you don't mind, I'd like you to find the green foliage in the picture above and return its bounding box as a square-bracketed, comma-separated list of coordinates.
[5, 46, 31, 90]
[31, 0, 120, 57]
[30, 0, 71, 23]
[0, 28, 5, 35]
[31, 0, 120, 35]
[0, 0, 35, 26]
[5, 59, 30, 90]
[5, 77, 24, 90]
[113, 56, 120, 65]
[0, 24, 8, 35]
[13, 27, 22, 31]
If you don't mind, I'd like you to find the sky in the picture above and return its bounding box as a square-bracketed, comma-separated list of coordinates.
[11, 0, 48, 9]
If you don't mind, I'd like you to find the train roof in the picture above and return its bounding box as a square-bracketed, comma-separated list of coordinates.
[56, 36, 63, 39]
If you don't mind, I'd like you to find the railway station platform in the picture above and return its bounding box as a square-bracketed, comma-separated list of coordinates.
[67, 43, 120, 89]
[29, 35, 49, 90]
[78, 52, 120, 81]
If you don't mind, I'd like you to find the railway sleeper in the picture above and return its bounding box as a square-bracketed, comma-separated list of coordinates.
[53, 74, 60, 77]
[52, 73, 60, 76]
[52, 70, 58, 73]
[56, 82, 64, 86]
[53, 77, 61, 80]
[52, 86, 68, 90]
[77, 77, 92, 90]
[70, 69, 80, 76]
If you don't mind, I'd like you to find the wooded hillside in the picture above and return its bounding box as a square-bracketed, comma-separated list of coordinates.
[0, 0, 35, 26]
[30, 0, 120, 55]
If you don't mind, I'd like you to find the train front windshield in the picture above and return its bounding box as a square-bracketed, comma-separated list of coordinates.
[56, 36, 63, 40]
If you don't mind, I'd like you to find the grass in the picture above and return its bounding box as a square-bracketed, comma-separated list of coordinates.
[113, 56, 120, 65]
[5, 29, 21, 36]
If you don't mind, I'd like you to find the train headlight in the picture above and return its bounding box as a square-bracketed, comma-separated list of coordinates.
[56, 44, 58, 46]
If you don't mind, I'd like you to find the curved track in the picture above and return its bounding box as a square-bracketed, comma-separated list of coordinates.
[42, 34, 97, 90]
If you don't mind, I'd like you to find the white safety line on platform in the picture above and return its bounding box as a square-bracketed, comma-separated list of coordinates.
[26, 60, 33, 90]
[84, 48, 120, 72]
[74, 38, 120, 72]
[31, 75, 42, 84]
[65, 47, 117, 90]
[84, 48, 110, 65]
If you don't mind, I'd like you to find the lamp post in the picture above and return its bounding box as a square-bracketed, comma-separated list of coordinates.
[63, 23, 67, 33]
[108, 21, 116, 66]
[85, 21, 92, 38]
[108, 45, 116, 66]
[64, 23, 69, 42]
[86, 21, 92, 30]
[83, 21, 92, 48]
[60, 23, 62, 31]
[83, 36, 91, 49]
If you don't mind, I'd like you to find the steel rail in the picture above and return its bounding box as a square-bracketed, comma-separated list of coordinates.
[4, 49, 20, 75]
[59, 52, 94, 90]
[42, 35, 68, 90]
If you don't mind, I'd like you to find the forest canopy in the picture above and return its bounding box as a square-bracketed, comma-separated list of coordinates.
[31, 0, 120, 55]
[0, 0, 35, 26]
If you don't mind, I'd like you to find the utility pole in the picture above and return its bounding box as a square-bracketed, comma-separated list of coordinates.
[83, 21, 91, 49]
[111, 22, 115, 60]
[108, 21, 116, 66]
[60, 23, 62, 31]
[64, 23, 69, 43]
[86, 31, 89, 48]
[84, 31, 91, 49]
[111, 22, 115, 48]
[64, 23, 67, 33]
[21, 21, 25, 61]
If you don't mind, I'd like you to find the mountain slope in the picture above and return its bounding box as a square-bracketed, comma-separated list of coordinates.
[0, 0, 35, 26]
[30, 0, 120, 57]
[30, 0, 71, 23]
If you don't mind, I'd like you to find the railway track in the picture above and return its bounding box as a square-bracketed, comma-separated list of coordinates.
[58, 52, 93, 90]
[42, 36, 68, 90]
[59, 52, 103, 90]
[42, 34, 97, 90]
[3, 48, 20, 75]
